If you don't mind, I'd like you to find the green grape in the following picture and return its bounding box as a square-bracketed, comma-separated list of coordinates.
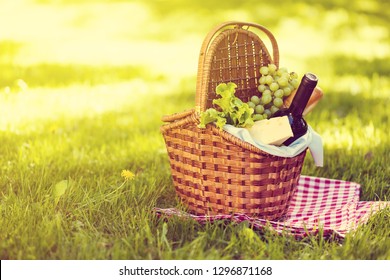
[250, 95, 261, 105]
[281, 72, 290, 80]
[264, 109, 272, 118]
[263, 89, 271, 96]
[290, 72, 298, 79]
[276, 67, 288, 76]
[265, 75, 274, 85]
[260, 66, 269, 75]
[268, 63, 277, 74]
[274, 89, 284, 98]
[255, 104, 265, 114]
[283, 87, 292, 96]
[247, 101, 256, 109]
[261, 94, 272, 105]
[253, 114, 264, 121]
[273, 97, 283, 108]
[262, 113, 268, 119]
[269, 82, 279, 91]
[270, 105, 279, 115]
[290, 78, 299, 89]
[257, 84, 267, 93]
[259, 76, 267, 85]
[277, 77, 288, 87]
[288, 84, 295, 95]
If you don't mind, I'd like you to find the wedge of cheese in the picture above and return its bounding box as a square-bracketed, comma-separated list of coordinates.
[248, 116, 293, 146]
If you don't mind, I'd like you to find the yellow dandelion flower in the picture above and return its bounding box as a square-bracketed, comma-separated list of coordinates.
[121, 169, 135, 181]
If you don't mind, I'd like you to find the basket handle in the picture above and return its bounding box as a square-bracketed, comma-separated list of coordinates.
[195, 21, 279, 113]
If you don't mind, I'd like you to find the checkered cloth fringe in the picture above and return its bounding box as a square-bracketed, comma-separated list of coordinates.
[154, 176, 389, 239]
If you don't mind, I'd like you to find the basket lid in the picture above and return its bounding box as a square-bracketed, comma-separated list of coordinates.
[195, 22, 279, 113]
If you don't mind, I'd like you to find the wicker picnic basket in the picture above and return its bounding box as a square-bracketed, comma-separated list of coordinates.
[161, 21, 306, 220]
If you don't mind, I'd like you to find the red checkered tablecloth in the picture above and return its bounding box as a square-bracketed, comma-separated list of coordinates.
[154, 176, 389, 239]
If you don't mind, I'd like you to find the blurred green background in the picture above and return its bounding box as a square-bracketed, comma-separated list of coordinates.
[1, 0, 390, 259]
[1, 0, 389, 103]
[1, 0, 389, 155]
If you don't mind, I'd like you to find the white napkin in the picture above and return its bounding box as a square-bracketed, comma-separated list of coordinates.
[222, 124, 323, 167]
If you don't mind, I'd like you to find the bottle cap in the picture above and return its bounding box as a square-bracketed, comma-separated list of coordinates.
[301, 73, 318, 90]
[288, 73, 319, 117]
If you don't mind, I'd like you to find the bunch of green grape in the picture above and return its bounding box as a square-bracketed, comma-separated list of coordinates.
[247, 64, 299, 121]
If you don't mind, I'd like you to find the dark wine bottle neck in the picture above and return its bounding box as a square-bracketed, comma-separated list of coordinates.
[289, 73, 318, 117]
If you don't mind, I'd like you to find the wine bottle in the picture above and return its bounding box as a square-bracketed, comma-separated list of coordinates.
[272, 73, 318, 146]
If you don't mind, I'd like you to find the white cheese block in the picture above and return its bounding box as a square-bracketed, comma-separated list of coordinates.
[247, 116, 293, 146]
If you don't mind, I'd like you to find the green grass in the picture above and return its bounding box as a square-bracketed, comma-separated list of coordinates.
[0, 0, 389, 260]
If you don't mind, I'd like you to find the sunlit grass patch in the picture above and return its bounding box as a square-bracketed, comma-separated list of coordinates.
[0, 63, 149, 88]
[0, 1, 201, 76]
[0, 76, 192, 132]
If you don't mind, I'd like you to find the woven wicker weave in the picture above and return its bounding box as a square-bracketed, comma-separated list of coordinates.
[161, 21, 306, 220]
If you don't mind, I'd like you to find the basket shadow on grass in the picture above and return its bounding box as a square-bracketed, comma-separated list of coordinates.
[155, 193, 390, 259]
